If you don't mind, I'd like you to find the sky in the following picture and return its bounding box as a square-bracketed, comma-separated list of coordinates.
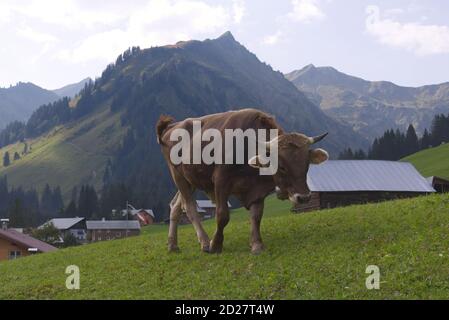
[0, 0, 448, 89]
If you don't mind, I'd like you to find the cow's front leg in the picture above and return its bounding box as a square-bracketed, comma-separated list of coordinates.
[210, 204, 230, 254]
[250, 200, 265, 255]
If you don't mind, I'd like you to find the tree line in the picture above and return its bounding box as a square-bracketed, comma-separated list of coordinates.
[0, 177, 58, 228]
[0, 174, 145, 228]
[339, 113, 449, 161]
[0, 177, 98, 228]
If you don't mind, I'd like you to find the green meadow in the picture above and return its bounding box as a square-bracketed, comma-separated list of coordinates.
[1, 194, 449, 300]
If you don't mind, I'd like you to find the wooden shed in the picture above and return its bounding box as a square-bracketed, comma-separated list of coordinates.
[427, 176, 449, 193]
[0, 220, 57, 261]
[295, 161, 436, 213]
[86, 220, 141, 242]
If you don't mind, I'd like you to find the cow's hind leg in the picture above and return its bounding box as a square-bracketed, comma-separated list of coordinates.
[169, 168, 210, 252]
[168, 191, 182, 252]
[183, 196, 211, 253]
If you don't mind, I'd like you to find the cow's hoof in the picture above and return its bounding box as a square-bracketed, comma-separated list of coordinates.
[209, 240, 223, 254]
[201, 243, 210, 253]
[251, 243, 265, 255]
[168, 244, 180, 253]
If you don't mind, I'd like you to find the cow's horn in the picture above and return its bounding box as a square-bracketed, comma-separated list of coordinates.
[264, 136, 280, 150]
[309, 133, 328, 145]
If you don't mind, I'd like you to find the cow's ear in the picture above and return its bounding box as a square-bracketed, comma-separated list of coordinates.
[248, 155, 270, 169]
[310, 148, 329, 164]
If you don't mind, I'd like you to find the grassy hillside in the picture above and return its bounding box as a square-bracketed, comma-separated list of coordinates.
[403, 143, 449, 180]
[1, 194, 449, 300]
[0, 105, 126, 199]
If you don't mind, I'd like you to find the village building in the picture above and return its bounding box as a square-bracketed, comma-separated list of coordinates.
[164, 200, 232, 225]
[295, 160, 436, 213]
[86, 220, 141, 242]
[426, 176, 449, 193]
[39, 218, 87, 243]
[196, 200, 232, 220]
[122, 205, 155, 226]
[0, 219, 57, 261]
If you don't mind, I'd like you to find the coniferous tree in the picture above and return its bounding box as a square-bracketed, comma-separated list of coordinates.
[71, 186, 78, 203]
[3, 152, 10, 167]
[64, 200, 78, 218]
[338, 148, 354, 160]
[52, 186, 64, 216]
[354, 149, 367, 160]
[77, 185, 98, 218]
[40, 184, 54, 217]
[9, 199, 26, 228]
[405, 124, 419, 155]
[13, 152, 20, 161]
[103, 159, 113, 187]
[0, 176, 8, 213]
[431, 114, 449, 146]
[23, 142, 28, 155]
[421, 128, 432, 149]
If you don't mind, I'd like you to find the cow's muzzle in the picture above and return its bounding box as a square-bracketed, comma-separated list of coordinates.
[289, 193, 312, 204]
[289, 193, 312, 213]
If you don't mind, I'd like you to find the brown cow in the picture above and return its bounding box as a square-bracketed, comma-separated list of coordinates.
[157, 108, 329, 254]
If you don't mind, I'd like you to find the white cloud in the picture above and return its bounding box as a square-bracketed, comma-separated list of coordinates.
[56, 29, 128, 63]
[0, 2, 12, 24]
[55, 0, 236, 63]
[12, 0, 124, 30]
[366, 5, 449, 56]
[232, 0, 246, 24]
[0, 0, 240, 64]
[17, 26, 58, 45]
[262, 31, 283, 46]
[288, 0, 325, 23]
[128, 0, 230, 35]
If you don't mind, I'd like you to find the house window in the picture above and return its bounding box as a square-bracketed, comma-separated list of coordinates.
[9, 251, 21, 260]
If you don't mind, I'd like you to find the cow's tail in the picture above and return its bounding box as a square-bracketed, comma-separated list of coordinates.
[156, 115, 175, 145]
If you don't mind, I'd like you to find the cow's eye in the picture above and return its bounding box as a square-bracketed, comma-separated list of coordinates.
[278, 166, 287, 174]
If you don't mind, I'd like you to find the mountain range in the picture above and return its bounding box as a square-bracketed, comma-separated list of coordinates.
[52, 78, 92, 100]
[0, 32, 367, 219]
[286, 64, 449, 139]
[0, 78, 92, 130]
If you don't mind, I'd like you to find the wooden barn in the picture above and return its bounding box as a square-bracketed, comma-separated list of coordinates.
[86, 220, 141, 242]
[426, 176, 449, 193]
[296, 161, 436, 213]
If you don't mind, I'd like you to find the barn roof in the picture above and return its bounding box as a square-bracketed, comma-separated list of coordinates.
[40, 218, 85, 230]
[130, 209, 155, 218]
[307, 161, 435, 193]
[86, 220, 141, 230]
[0, 229, 58, 253]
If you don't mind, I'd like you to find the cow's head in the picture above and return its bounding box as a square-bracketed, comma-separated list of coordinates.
[249, 132, 329, 209]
